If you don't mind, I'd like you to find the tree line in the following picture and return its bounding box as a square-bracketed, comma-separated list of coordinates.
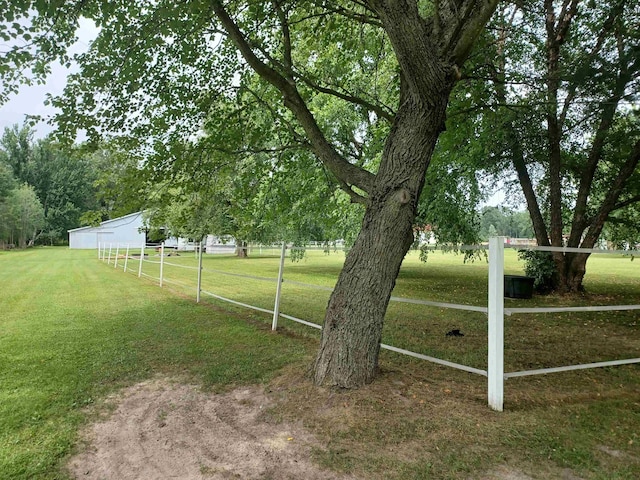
[0, 125, 93, 247]
[0, 124, 144, 248]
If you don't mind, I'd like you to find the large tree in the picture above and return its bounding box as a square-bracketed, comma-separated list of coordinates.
[1, 1, 498, 387]
[0, 184, 45, 248]
[450, 0, 640, 292]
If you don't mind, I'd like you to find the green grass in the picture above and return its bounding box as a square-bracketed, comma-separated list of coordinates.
[1, 246, 639, 479]
[0, 248, 312, 479]
[128, 246, 640, 478]
[127, 247, 640, 374]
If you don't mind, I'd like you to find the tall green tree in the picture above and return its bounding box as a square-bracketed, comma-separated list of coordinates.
[451, 0, 640, 292]
[0, 162, 15, 200]
[1, 1, 498, 387]
[29, 139, 99, 243]
[79, 142, 145, 225]
[0, 125, 102, 243]
[0, 124, 32, 182]
[0, 162, 17, 248]
[0, 184, 45, 247]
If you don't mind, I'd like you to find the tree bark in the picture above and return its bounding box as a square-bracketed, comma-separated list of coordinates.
[314, 90, 451, 387]
[559, 139, 640, 292]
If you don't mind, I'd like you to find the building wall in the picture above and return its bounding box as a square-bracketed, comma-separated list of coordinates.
[205, 235, 236, 254]
[69, 212, 146, 249]
[69, 231, 99, 249]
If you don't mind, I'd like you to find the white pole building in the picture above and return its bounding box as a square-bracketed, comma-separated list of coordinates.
[68, 212, 146, 249]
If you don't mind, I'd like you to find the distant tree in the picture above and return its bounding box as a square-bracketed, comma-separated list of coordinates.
[28, 139, 99, 244]
[479, 206, 533, 240]
[0, 162, 15, 200]
[0, 163, 17, 248]
[0, 124, 32, 183]
[0, 125, 102, 244]
[604, 204, 640, 249]
[0, 184, 45, 247]
[83, 142, 146, 222]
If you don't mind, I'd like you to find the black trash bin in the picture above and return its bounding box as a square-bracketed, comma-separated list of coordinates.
[504, 275, 535, 299]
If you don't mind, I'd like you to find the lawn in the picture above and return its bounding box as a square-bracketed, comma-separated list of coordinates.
[129, 245, 640, 377]
[0, 247, 312, 479]
[1, 246, 639, 479]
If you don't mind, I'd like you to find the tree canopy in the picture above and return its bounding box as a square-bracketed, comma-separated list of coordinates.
[444, 0, 640, 291]
[1, 1, 499, 387]
[0, 124, 122, 245]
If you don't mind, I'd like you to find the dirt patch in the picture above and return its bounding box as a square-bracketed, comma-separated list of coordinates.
[67, 378, 355, 480]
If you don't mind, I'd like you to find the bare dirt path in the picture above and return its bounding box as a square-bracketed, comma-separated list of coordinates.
[67, 378, 354, 480]
[66, 377, 586, 480]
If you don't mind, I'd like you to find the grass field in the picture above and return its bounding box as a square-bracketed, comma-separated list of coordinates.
[0, 248, 312, 479]
[1, 246, 639, 479]
[129, 245, 640, 377]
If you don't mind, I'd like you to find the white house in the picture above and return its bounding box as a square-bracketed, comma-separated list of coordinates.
[205, 235, 236, 254]
[68, 211, 146, 249]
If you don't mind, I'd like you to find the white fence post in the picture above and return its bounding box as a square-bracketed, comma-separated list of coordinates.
[272, 242, 287, 331]
[114, 244, 120, 269]
[124, 244, 130, 272]
[107, 243, 112, 265]
[159, 242, 165, 287]
[97, 242, 101, 259]
[488, 236, 505, 411]
[197, 240, 203, 303]
[138, 243, 144, 278]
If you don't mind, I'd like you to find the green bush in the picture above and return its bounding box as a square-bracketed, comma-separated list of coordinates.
[518, 250, 558, 293]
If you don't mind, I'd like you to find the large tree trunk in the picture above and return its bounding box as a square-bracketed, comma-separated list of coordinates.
[314, 93, 450, 387]
[558, 252, 590, 293]
[212, 0, 498, 389]
[235, 240, 248, 258]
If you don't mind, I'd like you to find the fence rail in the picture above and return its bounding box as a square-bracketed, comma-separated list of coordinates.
[97, 239, 640, 412]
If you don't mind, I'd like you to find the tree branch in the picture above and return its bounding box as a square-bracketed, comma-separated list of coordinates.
[558, 1, 625, 128]
[293, 70, 394, 122]
[241, 86, 307, 145]
[336, 177, 368, 205]
[568, 66, 633, 245]
[288, 4, 382, 28]
[211, 0, 375, 194]
[612, 194, 640, 213]
[582, 139, 640, 247]
[449, 0, 501, 65]
[367, 0, 498, 103]
[271, 0, 293, 72]
[210, 143, 308, 157]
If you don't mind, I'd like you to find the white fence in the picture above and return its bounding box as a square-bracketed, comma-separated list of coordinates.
[98, 238, 640, 411]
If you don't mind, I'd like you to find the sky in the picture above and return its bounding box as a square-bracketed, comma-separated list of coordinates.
[0, 18, 98, 139]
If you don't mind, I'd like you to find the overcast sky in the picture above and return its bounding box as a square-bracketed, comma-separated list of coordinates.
[0, 18, 98, 139]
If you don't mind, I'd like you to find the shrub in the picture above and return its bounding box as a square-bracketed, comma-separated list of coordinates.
[518, 250, 558, 293]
